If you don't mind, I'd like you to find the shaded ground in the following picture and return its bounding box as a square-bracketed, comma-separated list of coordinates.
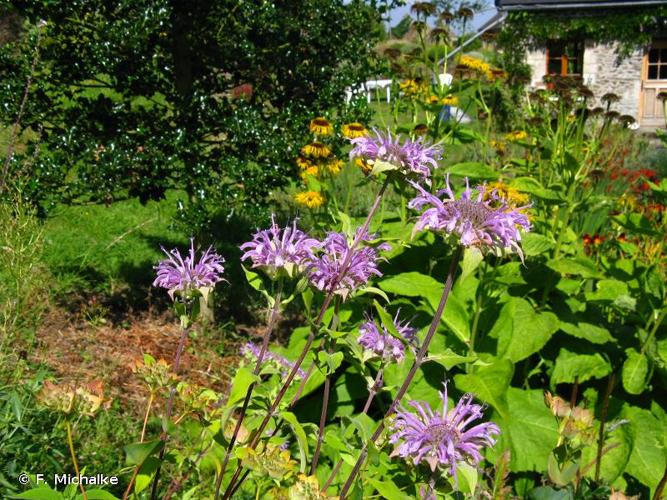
[31, 309, 240, 416]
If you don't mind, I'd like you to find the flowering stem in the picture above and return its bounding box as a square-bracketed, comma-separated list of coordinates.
[66, 420, 87, 500]
[150, 301, 192, 500]
[339, 246, 462, 497]
[223, 176, 391, 498]
[311, 299, 341, 474]
[213, 283, 283, 500]
[323, 366, 384, 492]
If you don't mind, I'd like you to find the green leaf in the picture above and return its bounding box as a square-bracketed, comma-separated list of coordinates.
[622, 349, 649, 395]
[226, 367, 260, 408]
[447, 162, 499, 180]
[612, 213, 659, 236]
[559, 321, 615, 345]
[77, 489, 120, 499]
[426, 349, 475, 370]
[460, 247, 483, 281]
[379, 272, 441, 297]
[522, 233, 555, 257]
[280, 411, 309, 472]
[371, 159, 399, 176]
[489, 298, 559, 362]
[10, 489, 64, 500]
[623, 405, 667, 492]
[551, 349, 611, 385]
[582, 423, 633, 484]
[584, 279, 629, 302]
[134, 457, 160, 493]
[454, 360, 513, 418]
[379, 271, 470, 342]
[492, 388, 559, 472]
[455, 462, 478, 494]
[367, 478, 411, 500]
[547, 257, 603, 279]
[528, 486, 574, 500]
[317, 351, 344, 375]
[124, 439, 162, 466]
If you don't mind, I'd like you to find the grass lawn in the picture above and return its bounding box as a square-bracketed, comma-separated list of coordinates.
[42, 192, 186, 302]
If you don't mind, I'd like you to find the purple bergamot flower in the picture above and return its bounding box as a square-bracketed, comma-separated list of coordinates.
[358, 311, 418, 363]
[240, 215, 318, 279]
[307, 228, 390, 300]
[241, 342, 306, 379]
[350, 129, 442, 183]
[389, 382, 500, 477]
[408, 175, 531, 259]
[153, 239, 225, 299]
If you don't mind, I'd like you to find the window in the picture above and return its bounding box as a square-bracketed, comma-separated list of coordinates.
[647, 47, 667, 80]
[546, 40, 584, 77]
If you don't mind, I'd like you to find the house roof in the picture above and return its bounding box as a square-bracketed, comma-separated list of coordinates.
[496, 0, 667, 9]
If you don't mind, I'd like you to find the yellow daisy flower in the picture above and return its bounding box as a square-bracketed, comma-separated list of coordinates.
[341, 122, 368, 139]
[299, 165, 319, 180]
[504, 130, 528, 142]
[294, 191, 325, 208]
[458, 55, 493, 79]
[426, 95, 440, 105]
[326, 158, 343, 174]
[487, 181, 530, 207]
[441, 96, 459, 106]
[296, 155, 314, 170]
[309, 117, 333, 136]
[490, 139, 505, 155]
[301, 142, 331, 159]
[354, 157, 372, 174]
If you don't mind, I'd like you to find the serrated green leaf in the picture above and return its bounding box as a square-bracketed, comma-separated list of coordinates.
[547, 257, 602, 279]
[491, 388, 559, 472]
[559, 321, 615, 345]
[522, 233, 555, 257]
[551, 349, 611, 385]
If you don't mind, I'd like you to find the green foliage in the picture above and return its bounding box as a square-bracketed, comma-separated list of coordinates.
[0, 0, 381, 227]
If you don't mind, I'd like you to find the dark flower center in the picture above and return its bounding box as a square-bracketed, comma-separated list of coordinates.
[427, 422, 459, 446]
[452, 198, 492, 227]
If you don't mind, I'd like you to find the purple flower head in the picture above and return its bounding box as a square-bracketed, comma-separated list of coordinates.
[350, 129, 442, 184]
[240, 215, 318, 279]
[307, 228, 391, 300]
[358, 311, 418, 363]
[241, 342, 306, 379]
[153, 239, 225, 299]
[408, 175, 531, 260]
[389, 382, 500, 479]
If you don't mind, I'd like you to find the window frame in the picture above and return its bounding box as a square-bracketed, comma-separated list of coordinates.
[545, 39, 585, 78]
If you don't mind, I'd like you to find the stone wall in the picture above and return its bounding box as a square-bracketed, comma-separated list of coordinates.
[525, 41, 643, 119]
[582, 42, 643, 119]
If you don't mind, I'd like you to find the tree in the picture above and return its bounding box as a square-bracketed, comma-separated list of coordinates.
[0, 0, 380, 224]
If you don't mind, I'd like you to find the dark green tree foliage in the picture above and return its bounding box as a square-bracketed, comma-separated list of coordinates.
[0, 0, 380, 223]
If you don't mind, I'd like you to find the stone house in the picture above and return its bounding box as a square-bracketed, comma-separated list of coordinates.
[494, 0, 667, 127]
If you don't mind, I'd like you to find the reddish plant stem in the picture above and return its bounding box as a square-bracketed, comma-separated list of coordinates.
[311, 300, 341, 474]
[150, 305, 191, 500]
[213, 285, 283, 499]
[339, 247, 462, 497]
[221, 177, 390, 499]
[323, 367, 384, 492]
